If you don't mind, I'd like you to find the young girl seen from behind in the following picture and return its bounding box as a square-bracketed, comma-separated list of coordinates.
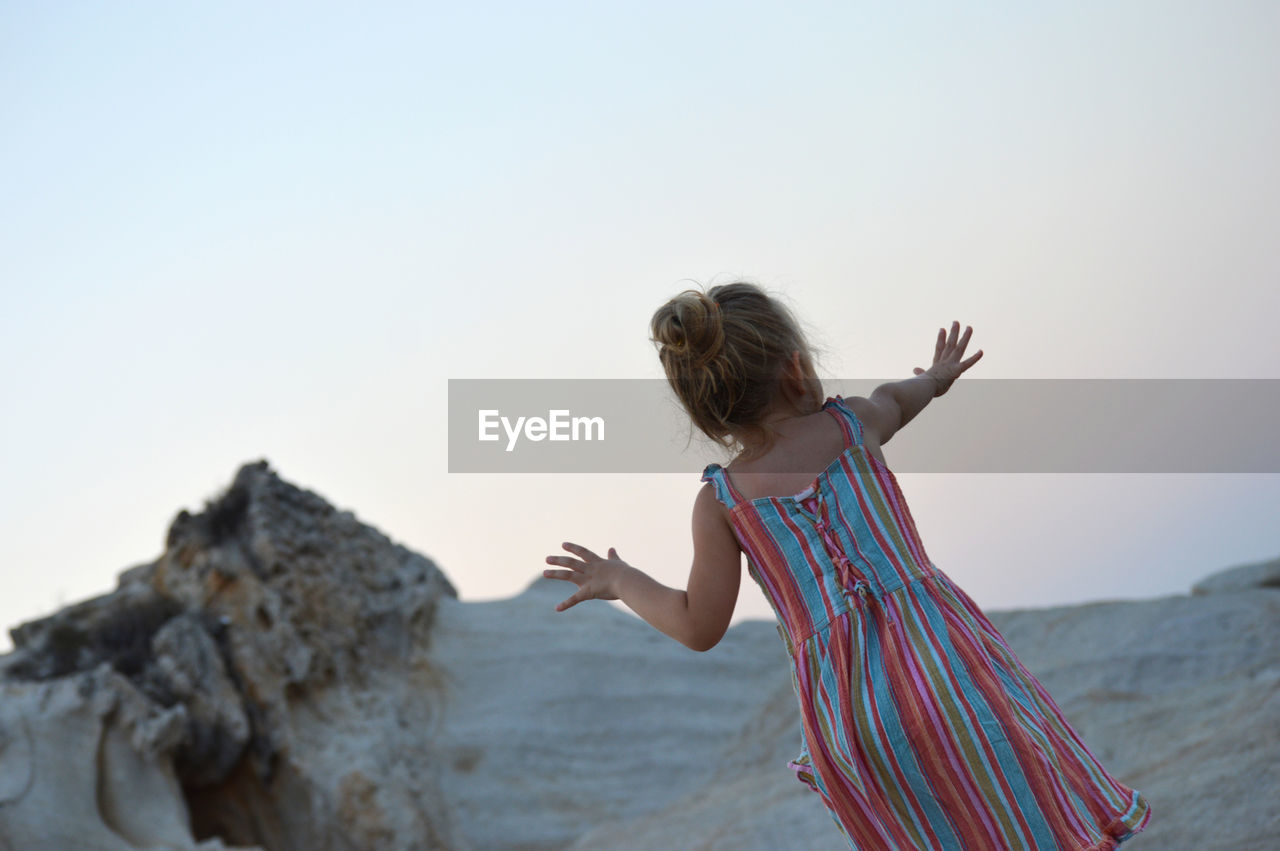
[543, 282, 1153, 849]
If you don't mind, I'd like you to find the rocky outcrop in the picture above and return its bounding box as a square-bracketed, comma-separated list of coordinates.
[0, 460, 458, 850]
[1, 462, 1277, 849]
[1190, 554, 1280, 595]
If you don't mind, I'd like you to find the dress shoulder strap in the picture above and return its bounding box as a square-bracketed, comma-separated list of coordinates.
[700, 463, 739, 510]
[702, 396, 863, 509]
[824, 394, 866, 447]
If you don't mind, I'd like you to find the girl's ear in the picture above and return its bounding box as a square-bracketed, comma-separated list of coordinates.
[783, 351, 808, 400]
[788, 350, 821, 409]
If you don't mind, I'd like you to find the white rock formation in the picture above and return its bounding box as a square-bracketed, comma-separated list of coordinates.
[431, 558, 1280, 850]
[1, 462, 1276, 849]
[0, 461, 460, 850]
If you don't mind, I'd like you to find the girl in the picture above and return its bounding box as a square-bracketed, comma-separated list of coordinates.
[543, 282, 1152, 849]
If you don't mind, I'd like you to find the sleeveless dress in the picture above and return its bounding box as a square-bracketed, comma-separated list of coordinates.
[700, 395, 1152, 850]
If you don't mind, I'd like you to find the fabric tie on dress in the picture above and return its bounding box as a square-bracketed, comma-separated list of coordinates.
[805, 496, 895, 626]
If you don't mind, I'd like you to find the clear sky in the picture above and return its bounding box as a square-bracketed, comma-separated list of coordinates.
[3, 2, 1278, 652]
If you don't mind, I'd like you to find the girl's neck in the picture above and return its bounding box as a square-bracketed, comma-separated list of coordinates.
[734, 399, 824, 463]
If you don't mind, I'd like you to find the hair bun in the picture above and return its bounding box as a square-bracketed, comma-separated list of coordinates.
[651, 289, 724, 366]
[650, 280, 821, 452]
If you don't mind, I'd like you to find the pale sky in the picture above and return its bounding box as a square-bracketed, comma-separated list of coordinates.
[3, 2, 1278, 653]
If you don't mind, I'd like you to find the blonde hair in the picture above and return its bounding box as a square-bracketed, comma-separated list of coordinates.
[650, 280, 827, 455]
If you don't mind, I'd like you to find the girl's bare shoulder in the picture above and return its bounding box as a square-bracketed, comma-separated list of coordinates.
[839, 395, 898, 451]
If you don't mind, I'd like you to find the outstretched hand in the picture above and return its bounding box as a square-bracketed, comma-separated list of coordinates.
[914, 321, 983, 396]
[543, 542, 626, 612]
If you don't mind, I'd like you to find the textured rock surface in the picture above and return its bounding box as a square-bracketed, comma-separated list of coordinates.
[1, 461, 1277, 849]
[0, 460, 459, 850]
[433, 567, 1280, 850]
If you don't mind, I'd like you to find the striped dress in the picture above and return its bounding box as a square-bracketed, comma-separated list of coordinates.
[700, 395, 1152, 850]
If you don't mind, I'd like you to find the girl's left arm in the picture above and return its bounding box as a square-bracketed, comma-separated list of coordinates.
[544, 483, 741, 652]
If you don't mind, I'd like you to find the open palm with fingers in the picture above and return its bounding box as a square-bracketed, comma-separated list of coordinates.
[543, 542, 625, 612]
[913, 321, 984, 396]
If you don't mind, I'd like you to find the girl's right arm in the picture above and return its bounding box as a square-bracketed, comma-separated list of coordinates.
[544, 483, 741, 652]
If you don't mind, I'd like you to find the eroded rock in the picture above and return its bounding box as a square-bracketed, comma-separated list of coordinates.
[0, 460, 458, 850]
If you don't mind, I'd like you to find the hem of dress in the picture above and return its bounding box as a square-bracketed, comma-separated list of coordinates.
[786, 757, 1151, 851]
[787, 756, 819, 793]
[1078, 789, 1153, 850]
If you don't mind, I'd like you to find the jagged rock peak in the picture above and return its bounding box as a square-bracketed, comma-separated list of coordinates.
[9, 459, 458, 687]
